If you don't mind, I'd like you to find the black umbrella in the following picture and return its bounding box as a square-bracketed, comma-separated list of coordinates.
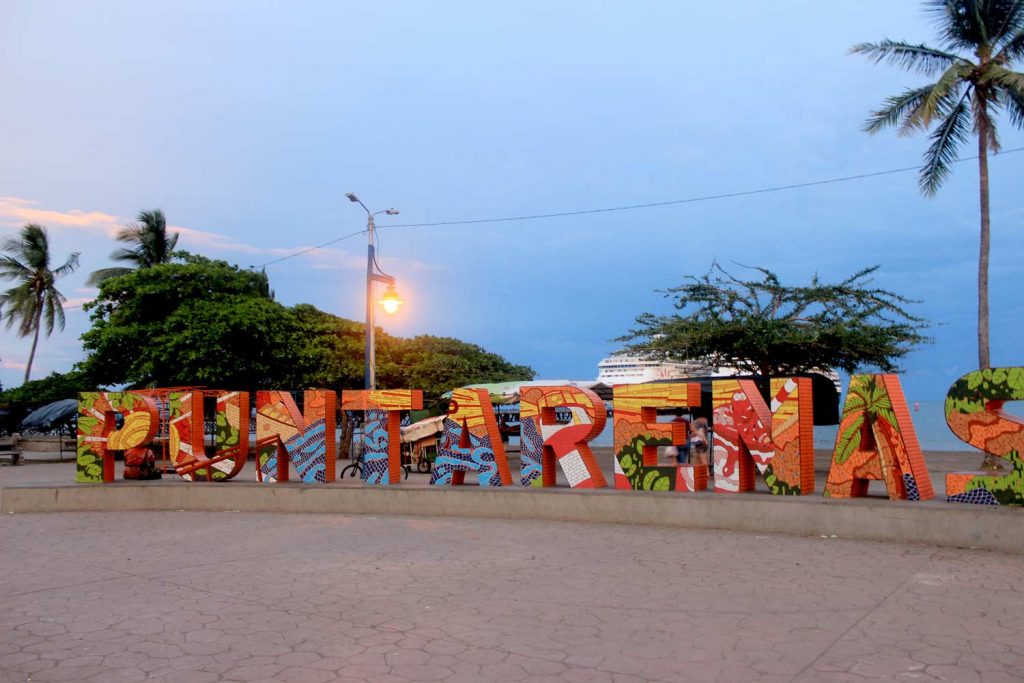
[19, 399, 79, 432]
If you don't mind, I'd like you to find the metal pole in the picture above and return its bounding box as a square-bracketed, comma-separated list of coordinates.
[364, 213, 376, 390]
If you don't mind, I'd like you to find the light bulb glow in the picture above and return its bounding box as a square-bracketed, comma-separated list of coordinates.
[378, 285, 402, 314]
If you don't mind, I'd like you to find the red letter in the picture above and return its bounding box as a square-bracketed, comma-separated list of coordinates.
[712, 378, 815, 495]
[519, 385, 607, 488]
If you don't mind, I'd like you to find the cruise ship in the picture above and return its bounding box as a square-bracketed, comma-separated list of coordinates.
[596, 353, 718, 384]
[596, 352, 842, 394]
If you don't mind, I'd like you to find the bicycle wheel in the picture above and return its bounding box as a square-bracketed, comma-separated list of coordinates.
[340, 464, 361, 479]
[417, 459, 431, 474]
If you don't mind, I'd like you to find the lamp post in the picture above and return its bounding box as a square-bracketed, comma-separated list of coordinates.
[346, 193, 402, 390]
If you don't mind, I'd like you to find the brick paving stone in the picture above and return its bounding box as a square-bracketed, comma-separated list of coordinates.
[1, 511, 1024, 681]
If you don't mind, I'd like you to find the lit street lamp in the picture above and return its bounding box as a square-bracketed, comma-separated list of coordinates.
[346, 192, 402, 390]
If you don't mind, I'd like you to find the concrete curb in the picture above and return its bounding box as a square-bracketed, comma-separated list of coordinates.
[3, 483, 1021, 553]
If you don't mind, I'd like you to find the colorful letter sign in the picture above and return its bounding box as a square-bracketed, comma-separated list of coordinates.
[945, 367, 1024, 505]
[77, 392, 159, 483]
[342, 390, 423, 485]
[168, 391, 249, 481]
[825, 374, 932, 500]
[712, 378, 815, 495]
[431, 388, 513, 487]
[612, 382, 705, 491]
[256, 390, 337, 483]
[519, 385, 607, 488]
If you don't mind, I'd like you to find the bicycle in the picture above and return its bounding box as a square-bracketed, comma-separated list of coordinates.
[339, 450, 410, 480]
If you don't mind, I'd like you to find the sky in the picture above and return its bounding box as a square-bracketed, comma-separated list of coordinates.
[0, 0, 1021, 402]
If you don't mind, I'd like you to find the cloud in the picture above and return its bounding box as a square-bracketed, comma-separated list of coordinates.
[1, 359, 27, 370]
[62, 296, 95, 307]
[0, 196, 441, 275]
[0, 197, 121, 237]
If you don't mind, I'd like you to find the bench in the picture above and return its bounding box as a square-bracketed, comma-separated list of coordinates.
[0, 435, 23, 466]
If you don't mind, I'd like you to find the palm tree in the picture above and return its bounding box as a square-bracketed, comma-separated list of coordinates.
[87, 209, 179, 285]
[0, 224, 80, 383]
[853, 0, 1024, 371]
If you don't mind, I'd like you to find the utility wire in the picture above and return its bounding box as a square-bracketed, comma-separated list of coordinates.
[61, 146, 1024, 282]
[247, 146, 1023, 269]
[380, 146, 1024, 230]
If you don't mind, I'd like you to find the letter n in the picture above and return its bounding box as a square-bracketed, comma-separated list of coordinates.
[712, 378, 815, 495]
[255, 390, 337, 483]
[342, 390, 423, 485]
[519, 385, 606, 488]
[76, 392, 159, 483]
[825, 374, 932, 500]
[945, 367, 1024, 505]
[612, 382, 704, 491]
[431, 388, 513, 486]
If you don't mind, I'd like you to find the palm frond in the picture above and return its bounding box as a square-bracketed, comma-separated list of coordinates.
[863, 86, 934, 133]
[52, 252, 80, 279]
[999, 29, 1024, 59]
[851, 39, 963, 75]
[981, 64, 1024, 91]
[920, 98, 971, 195]
[1002, 76, 1024, 124]
[905, 63, 971, 132]
[86, 267, 134, 286]
[42, 288, 67, 334]
[0, 255, 33, 281]
[928, 0, 1024, 49]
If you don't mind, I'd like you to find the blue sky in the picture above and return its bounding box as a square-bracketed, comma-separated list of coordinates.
[1, 1, 1021, 400]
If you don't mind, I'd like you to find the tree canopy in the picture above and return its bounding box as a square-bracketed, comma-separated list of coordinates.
[78, 254, 533, 399]
[619, 264, 929, 377]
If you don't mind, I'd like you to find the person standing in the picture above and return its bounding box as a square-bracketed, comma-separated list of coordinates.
[689, 417, 710, 467]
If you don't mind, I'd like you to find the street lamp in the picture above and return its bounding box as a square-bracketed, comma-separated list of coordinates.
[346, 193, 401, 390]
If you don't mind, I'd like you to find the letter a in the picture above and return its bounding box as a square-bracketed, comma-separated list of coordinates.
[825, 374, 932, 500]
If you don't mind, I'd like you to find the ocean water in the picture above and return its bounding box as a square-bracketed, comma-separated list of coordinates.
[586, 399, 968, 451]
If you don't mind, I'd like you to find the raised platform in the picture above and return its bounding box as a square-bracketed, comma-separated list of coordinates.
[4, 481, 1021, 554]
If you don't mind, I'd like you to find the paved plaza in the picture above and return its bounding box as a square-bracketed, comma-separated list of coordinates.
[2, 505, 1024, 682]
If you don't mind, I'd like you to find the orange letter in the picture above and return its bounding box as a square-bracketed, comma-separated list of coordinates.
[431, 388, 513, 486]
[342, 390, 423, 485]
[712, 378, 815, 495]
[945, 367, 1024, 505]
[612, 382, 704, 491]
[256, 390, 337, 483]
[825, 374, 932, 500]
[76, 392, 159, 483]
[168, 391, 250, 481]
[519, 385, 606, 488]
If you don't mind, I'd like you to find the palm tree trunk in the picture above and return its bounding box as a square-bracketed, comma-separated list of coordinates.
[977, 118, 991, 370]
[24, 313, 41, 383]
[977, 115, 1001, 470]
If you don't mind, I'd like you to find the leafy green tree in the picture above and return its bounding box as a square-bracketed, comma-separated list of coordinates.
[0, 369, 97, 433]
[619, 264, 929, 378]
[87, 209, 179, 285]
[377, 335, 535, 404]
[79, 254, 287, 389]
[0, 224, 80, 382]
[0, 369, 96, 409]
[79, 255, 533, 399]
[852, 0, 1024, 369]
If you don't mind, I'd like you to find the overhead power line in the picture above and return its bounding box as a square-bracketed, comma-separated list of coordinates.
[248, 146, 1023, 269]
[380, 146, 1024, 231]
